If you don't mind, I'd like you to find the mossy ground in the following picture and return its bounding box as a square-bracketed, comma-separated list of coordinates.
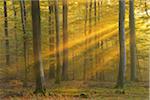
[0, 80, 149, 100]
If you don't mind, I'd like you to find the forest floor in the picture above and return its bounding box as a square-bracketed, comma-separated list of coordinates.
[0, 80, 149, 100]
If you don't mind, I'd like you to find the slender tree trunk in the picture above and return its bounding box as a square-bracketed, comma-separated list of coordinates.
[98, 0, 100, 20]
[62, 0, 68, 81]
[94, 0, 97, 24]
[98, 0, 102, 20]
[129, 0, 137, 81]
[72, 53, 75, 80]
[31, 0, 46, 94]
[55, 0, 61, 84]
[84, 0, 88, 35]
[12, 0, 18, 78]
[4, 0, 9, 66]
[94, 0, 99, 80]
[144, 0, 150, 17]
[89, 0, 94, 80]
[83, 0, 88, 80]
[116, 0, 126, 88]
[48, 0, 55, 79]
[20, 0, 28, 87]
[89, 0, 92, 34]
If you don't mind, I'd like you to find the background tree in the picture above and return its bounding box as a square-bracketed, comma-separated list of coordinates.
[89, 0, 92, 33]
[97, 0, 101, 20]
[83, 0, 88, 80]
[12, 0, 18, 77]
[55, 0, 61, 84]
[94, 0, 97, 24]
[48, 0, 55, 79]
[144, 0, 149, 17]
[62, 0, 69, 81]
[4, 0, 9, 66]
[31, 0, 46, 94]
[20, 0, 28, 87]
[129, 0, 137, 81]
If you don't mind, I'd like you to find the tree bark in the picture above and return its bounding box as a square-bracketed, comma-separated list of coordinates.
[94, 0, 97, 24]
[116, 0, 126, 88]
[4, 0, 9, 66]
[129, 0, 137, 81]
[62, 0, 69, 81]
[48, 0, 55, 79]
[20, 0, 28, 87]
[12, 0, 19, 78]
[31, 0, 46, 94]
[54, 0, 61, 84]
[144, 0, 150, 17]
[83, 0, 88, 80]
[89, 0, 92, 34]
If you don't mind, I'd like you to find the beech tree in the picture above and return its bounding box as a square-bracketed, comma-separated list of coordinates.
[62, 0, 69, 81]
[12, 0, 18, 76]
[20, 0, 28, 87]
[55, 0, 61, 84]
[116, 0, 126, 88]
[94, 0, 97, 24]
[4, 0, 9, 66]
[83, 0, 88, 80]
[89, 0, 92, 33]
[129, 0, 137, 81]
[48, 0, 55, 79]
[31, 0, 46, 94]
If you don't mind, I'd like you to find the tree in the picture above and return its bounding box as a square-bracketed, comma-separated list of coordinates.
[94, 0, 97, 24]
[4, 0, 9, 66]
[48, 0, 55, 79]
[84, 0, 88, 35]
[62, 0, 69, 81]
[31, 0, 46, 94]
[83, 0, 88, 80]
[129, 0, 137, 81]
[98, 0, 102, 20]
[116, 0, 126, 88]
[12, 0, 18, 76]
[144, 0, 150, 17]
[20, 0, 28, 87]
[55, 0, 61, 84]
[89, 0, 92, 33]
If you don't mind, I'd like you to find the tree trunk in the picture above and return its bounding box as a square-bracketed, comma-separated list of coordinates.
[98, 0, 102, 20]
[31, 0, 46, 94]
[83, 0, 88, 80]
[116, 0, 126, 88]
[129, 0, 137, 81]
[12, 0, 19, 78]
[20, 0, 28, 87]
[144, 0, 150, 17]
[62, 0, 68, 81]
[94, 0, 97, 24]
[4, 0, 9, 66]
[48, 0, 55, 79]
[54, 0, 61, 84]
[89, 0, 92, 34]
